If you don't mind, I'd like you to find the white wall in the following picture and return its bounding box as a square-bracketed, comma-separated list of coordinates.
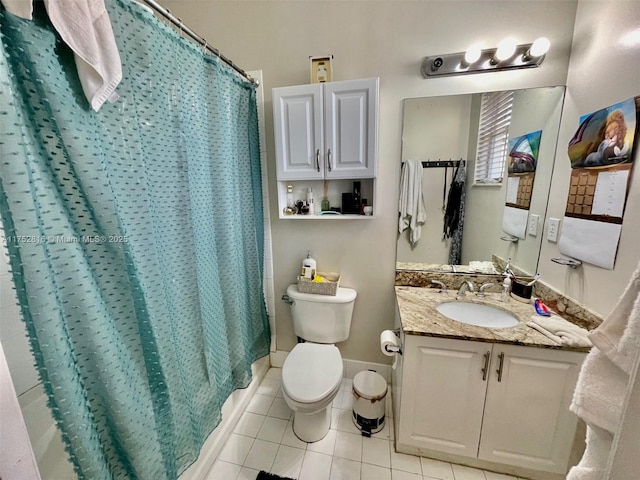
[539, 0, 640, 316]
[161, 0, 577, 362]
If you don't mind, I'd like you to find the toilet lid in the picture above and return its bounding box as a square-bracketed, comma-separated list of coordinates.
[282, 343, 343, 404]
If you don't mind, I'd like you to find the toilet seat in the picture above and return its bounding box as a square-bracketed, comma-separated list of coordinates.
[282, 343, 343, 404]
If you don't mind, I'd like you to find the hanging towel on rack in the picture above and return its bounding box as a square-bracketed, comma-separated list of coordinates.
[399, 159, 426, 245]
[567, 260, 640, 479]
[43, 0, 122, 111]
[588, 261, 640, 375]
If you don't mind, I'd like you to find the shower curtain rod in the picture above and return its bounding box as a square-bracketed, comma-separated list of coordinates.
[140, 0, 258, 86]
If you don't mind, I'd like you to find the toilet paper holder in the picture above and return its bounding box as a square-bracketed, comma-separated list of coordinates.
[384, 329, 402, 355]
[384, 344, 402, 355]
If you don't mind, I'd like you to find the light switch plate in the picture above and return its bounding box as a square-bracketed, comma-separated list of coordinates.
[548, 218, 560, 242]
[528, 214, 539, 237]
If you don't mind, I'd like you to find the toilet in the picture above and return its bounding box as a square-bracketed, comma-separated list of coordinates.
[281, 284, 357, 442]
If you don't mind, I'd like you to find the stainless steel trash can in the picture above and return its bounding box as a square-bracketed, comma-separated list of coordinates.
[352, 370, 387, 435]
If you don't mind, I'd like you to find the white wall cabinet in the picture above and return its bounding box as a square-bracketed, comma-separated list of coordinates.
[397, 335, 585, 475]
[273, 78, 378, 181]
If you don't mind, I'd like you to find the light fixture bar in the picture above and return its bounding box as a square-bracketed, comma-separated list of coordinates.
[421, 43, 546, 78]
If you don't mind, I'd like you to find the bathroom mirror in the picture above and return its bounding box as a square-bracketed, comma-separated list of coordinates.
[396, 86, 566, 275]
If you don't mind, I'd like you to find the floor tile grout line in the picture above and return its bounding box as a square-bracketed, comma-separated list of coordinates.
[221, 368, 522, 480]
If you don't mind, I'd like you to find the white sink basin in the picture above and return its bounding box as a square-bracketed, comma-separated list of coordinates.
[436, 301, 519, 329]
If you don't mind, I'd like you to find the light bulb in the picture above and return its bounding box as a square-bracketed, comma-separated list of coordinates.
[529, 37, 550, 57]
[464, 44, 482, 65]
[495, 37, 517, 61]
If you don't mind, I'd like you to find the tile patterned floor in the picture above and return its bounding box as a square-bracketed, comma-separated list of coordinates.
[209, 368, 529, 480]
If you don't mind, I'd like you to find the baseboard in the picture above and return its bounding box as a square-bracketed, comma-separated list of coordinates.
[271, 350, 391, 382]
[180, 356, 270, 480]
[269, 350, 288, 368]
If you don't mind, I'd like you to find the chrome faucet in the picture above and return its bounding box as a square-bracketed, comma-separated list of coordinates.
[431, 280, 447, 293]
[476, 282, 495, 298]
[456, 280, 475, 300]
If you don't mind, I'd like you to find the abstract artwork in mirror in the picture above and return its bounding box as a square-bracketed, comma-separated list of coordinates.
[502, 129, 542, 240]
[397, 86, 566, 275]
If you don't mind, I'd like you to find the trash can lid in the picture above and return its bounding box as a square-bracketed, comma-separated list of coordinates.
[353, 371, 387, 399]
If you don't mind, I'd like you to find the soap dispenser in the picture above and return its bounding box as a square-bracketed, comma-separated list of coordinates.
[301, 251, 316, 279]
[501, 275, 512, 302]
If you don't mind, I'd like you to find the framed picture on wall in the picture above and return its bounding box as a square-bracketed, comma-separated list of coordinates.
[310, 55, 333, 83]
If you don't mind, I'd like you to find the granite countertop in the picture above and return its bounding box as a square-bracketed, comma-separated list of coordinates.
[395, 286, 592, 352]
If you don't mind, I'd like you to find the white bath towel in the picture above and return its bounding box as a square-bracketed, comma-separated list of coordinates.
[44, 0, 122, 112]
[588, 261, 640, 375]
[566, 423, 613, 480]
[1, 0, 33, 19]
[398, 159, 426, 245]
[571, 348, 626, 434]
[527, 315, 592, 348]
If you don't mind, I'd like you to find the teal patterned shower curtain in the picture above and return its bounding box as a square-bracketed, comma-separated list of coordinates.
[0, 1, 270, 479]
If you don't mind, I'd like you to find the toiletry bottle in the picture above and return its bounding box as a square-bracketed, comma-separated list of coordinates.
[284, 185, 295, 215]
[286, 185, 294, 209]
[501, 275, 511, 302]
[301, 251, 316, 279]
[307, 187, 315, 215]
[353, 181, 361, 215]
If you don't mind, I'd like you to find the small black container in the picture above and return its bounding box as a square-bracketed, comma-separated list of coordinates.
[511, 280, 533, 300]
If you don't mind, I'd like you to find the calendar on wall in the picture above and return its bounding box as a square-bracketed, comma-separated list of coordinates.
[559, 96, 639, 269]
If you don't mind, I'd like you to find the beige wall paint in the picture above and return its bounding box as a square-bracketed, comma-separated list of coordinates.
[539, 0, 640, 317]
[161, 0, 577, 363]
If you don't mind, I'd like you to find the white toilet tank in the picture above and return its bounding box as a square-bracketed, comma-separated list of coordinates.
[286, 284, 357, 343]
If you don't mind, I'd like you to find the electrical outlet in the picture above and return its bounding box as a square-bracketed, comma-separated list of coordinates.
[547, 218, 560, 242]
[528, 214, 539, 237]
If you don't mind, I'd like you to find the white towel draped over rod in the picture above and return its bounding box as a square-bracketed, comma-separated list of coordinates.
[140, 0, 258, 86]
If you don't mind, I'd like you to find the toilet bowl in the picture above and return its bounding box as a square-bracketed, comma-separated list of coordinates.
[282, 284, 357, 442]
[282, 343, 343, 442]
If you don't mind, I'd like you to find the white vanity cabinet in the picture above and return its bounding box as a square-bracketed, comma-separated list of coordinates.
[272, 78, 378, 180]
[397, 335, 585, 475]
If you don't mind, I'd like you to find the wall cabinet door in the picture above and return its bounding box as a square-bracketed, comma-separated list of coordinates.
[398, 336, 491, 457]
[273, 83, 324, 180]
[273, 78, 378, 181]
[479, 344, 584, 474]
[324, 78, 378, 179]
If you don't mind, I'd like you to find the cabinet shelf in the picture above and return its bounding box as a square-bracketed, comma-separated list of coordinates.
[276, 178, 375, 220]
[280, 214, 374, 220]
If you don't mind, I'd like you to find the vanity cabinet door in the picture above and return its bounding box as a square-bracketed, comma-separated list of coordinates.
[324, 78, 378, 179]
[398, 336, 491, 458]
[479, 345, 585, 474]
[273, 83, 324, 180]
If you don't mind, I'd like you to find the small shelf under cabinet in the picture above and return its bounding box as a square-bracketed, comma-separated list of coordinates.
[277, 178, 375, 219]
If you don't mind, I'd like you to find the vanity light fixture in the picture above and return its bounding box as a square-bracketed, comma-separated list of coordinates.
[421, 37, 550, 78]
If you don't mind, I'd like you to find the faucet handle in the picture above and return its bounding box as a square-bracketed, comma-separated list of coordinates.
[476, 282, 495, 297]
[431, 280, 447, 293]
